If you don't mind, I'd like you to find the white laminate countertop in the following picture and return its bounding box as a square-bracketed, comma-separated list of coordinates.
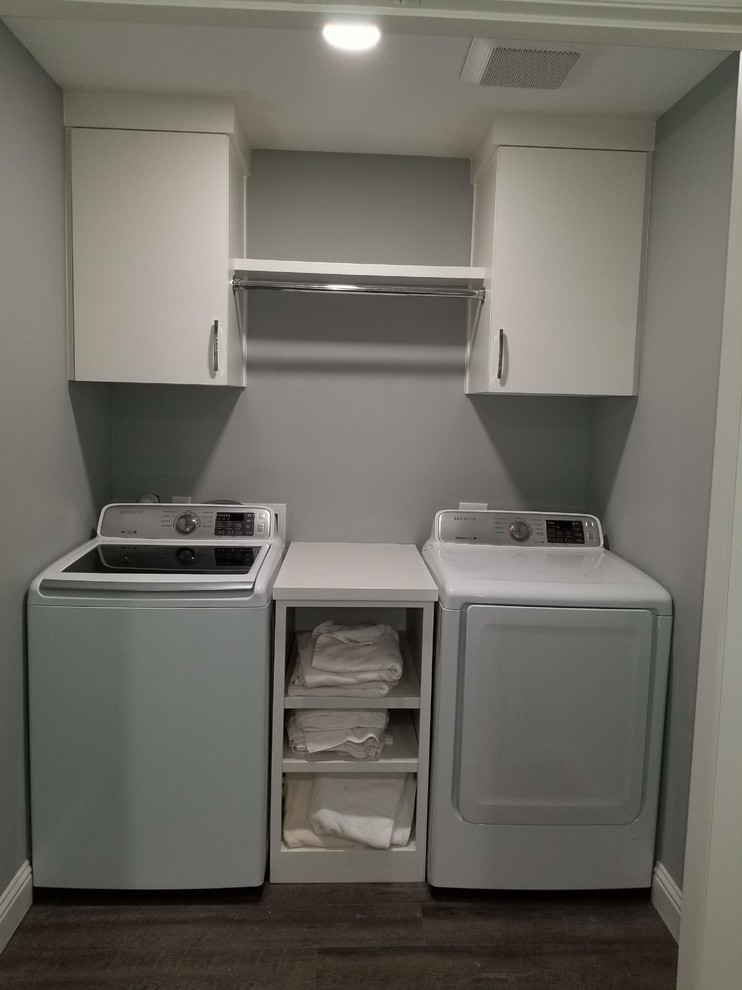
[273, 542, 438, 602]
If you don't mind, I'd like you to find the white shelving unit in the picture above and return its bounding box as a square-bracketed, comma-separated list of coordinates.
[270, 542, 437, 883]
[233, 258, 486, 297]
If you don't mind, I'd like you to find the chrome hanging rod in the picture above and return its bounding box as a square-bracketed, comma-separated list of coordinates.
[231, 277, 485, 302]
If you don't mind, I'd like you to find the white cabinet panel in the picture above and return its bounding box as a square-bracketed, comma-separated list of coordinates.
[69, 128, 245, 386]
[468, 146, 648, 396]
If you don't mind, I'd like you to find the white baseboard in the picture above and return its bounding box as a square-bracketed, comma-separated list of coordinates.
[0, 861, 32, 955]
[651, 861, 682, 943]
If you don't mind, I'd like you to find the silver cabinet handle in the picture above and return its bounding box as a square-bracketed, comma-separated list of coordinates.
[497, 328, 504, 381]
[211, 320, 220, 374]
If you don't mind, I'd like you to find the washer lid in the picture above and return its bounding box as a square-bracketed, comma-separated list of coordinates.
[36, 540, 270, 594]
[421, 542, 672, 613]
[29, 537, 287, 605]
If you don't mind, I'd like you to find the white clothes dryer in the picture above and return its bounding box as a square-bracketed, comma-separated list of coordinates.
[422, 509, 672, 890]
[28, 502, 285, 890]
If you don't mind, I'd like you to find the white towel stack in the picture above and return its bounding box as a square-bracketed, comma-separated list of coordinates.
[287, 709, 391, 759]
[287, 621, 404, 698]
[283, 773, 416, 850]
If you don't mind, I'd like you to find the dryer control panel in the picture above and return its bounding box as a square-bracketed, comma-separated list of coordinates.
[436, 510, 603, 548]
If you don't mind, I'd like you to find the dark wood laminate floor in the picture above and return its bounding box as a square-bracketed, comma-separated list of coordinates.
[0, 885, 678, 989]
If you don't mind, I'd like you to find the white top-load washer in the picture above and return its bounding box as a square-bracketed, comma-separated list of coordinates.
[28, 502, 285, 890]
[422, 509, 672, 890]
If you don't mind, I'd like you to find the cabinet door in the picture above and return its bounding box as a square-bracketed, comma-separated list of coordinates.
[69, 128, 231, 385]
[468, 146, 648, 396]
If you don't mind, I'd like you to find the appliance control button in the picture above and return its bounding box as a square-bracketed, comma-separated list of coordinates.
[174, 511, 200, 535]
[508, 520, 532, 542]
[176, 547, 199, 566]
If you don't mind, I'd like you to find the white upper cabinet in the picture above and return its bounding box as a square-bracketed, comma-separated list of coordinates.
[68, 126, 246, 386]
[467, 146, 649, 396]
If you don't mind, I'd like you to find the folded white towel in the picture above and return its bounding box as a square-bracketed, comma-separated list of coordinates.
[289, 634, 399, 692]
[294, 633, 400, 688]
[287, 716, 391, 759]
[287, 677, 392, 699]
[303, 727, 384, 755]
[308, 773, 408, 849]
[314, 621, 388, 647]
[282, 775, 411, 849]
[296, 709, 388, 732]
[328, 736, 391, 759]
[311, 621, 404, 677]
[282, 776, 360, 849]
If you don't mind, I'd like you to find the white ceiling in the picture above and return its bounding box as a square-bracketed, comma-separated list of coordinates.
[3, 14, 729, 157]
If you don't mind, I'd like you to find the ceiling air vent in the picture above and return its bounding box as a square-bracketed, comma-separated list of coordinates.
[461, 39, 580, 90]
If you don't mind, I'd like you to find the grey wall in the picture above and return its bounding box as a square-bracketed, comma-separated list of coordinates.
[245, 150, 474, 264]
[0, 23, 111, 892]
[587, 57, 738, 887]
[112, 151, 591, 542]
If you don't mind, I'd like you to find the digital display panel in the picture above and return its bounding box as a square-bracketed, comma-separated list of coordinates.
[546, 519, 585, 544]
[214, 511, 255, 537]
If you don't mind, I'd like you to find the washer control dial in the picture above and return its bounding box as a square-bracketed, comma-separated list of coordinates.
[174, 511, 200, 535]
[176, 547, 199, 566]
[508, 519, 532, 543]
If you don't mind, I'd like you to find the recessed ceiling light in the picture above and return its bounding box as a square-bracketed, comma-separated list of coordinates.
[322, 23, 381, 52]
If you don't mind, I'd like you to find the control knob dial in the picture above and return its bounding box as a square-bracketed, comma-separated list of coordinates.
[508, 519, 532, 543]
[174, 511, 200, 535]
[176, 547, 199, 566]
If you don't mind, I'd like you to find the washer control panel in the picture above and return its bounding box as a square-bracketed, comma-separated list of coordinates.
[436, 510, 603, 548]
[99, 504, 274, 541]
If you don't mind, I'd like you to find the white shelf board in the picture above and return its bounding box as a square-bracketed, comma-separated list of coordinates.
[274, 543, 438, 602]
[283, 711, 418, 772]
[233, 258, 485, 289]
[279, 839, 416, 854]
[271, 838, 422, 883]
[284, 633, 421, 709]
